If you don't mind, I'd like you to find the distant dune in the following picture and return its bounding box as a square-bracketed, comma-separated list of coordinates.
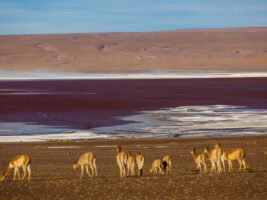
[0, 27, 267, 73]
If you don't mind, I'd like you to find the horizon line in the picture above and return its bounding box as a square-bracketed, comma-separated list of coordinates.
[0, 25, 266, 36]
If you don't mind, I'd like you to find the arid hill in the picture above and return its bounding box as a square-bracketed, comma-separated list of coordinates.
[0, 27, 267, 73]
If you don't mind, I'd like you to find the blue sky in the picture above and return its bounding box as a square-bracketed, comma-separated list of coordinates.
[0, 0, 267, 34]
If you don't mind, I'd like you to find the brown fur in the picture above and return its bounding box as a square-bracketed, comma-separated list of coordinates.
[0, 154, 31, 181]
[162, 155, 172, 174]
[116, 145, 128, 178]
[191, 148, 207, 174]
[127, 151, 135, 176]
[223, 148, 246, 172]
[150, 159, 163, 175]
[204, 145, 223, 174]
[73, 151, 97, 178]
[214, 143, 225, 172]
[136, 152, 145, 176]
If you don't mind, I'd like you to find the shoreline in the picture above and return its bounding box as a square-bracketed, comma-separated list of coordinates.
[1, 71, 267, 80]
[1, 104, 267, 142]
[1, 132, 267, 143]
[0, 134, 266, 144]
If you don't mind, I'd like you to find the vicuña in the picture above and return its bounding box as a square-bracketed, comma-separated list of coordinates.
[73, 151, 97, 178]
[0, 154, 31, 181]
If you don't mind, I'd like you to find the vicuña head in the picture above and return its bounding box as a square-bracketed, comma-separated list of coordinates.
[160, 161, 168, 173]
[73, 162, 79, 170]
[0, 172, 5, 181]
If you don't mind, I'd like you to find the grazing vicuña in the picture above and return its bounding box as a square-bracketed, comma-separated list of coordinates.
[73, 151, 97, 178]
[150, 159, 163, 175]
[0, 154, 31, 181]
[162, 155, 172, 174]
[191, 148, 207, 174]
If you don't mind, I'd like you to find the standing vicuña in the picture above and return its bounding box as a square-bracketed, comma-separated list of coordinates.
[116, 145, 128, 178]
[0, 154, 31, 181]
[162, 155, 172, 174]
[127, 151, 135, 176]
[214, 143, 225, 172]
[204, 145, 223, 174]
[136, 152, 145, 176]
[73, 151, 97, 178]
[223, 148, 246, 172]
[191, 148, 207, 174]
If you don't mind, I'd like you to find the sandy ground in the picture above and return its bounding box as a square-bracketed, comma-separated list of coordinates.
[0, 27, 267, 72]
[0, 136, 266, 200]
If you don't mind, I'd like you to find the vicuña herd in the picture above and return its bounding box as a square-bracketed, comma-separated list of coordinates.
[191, 143, 246, 174]
[0, 143, 247, 181]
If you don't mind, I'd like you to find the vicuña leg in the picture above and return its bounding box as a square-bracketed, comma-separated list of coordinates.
[22, 165, 27, 180]
[27, 165, 31, 181]
[210, 161, 216, 174]
[238, 159, 243, 171]
[199, 163, 203, 174]
[242, 159, 246, 171]
[221, 157, 226, 172]
[14, 167, 20, 181]
[218, 161, 222, 173]
[85, 165, 91, 177]
[203, 162, 208, 174]
[119, 163, 123, 177]
[80, 165, 84, 178]
[13, 168, 17, 181]
[94, 164, 97, 177]
[228, 160, 232, 172]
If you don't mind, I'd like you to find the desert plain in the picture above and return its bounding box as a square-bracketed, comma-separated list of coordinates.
[0, 136, 267, 200]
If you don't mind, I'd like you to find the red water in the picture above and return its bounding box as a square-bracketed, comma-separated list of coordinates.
[0, 78, 267, 130]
